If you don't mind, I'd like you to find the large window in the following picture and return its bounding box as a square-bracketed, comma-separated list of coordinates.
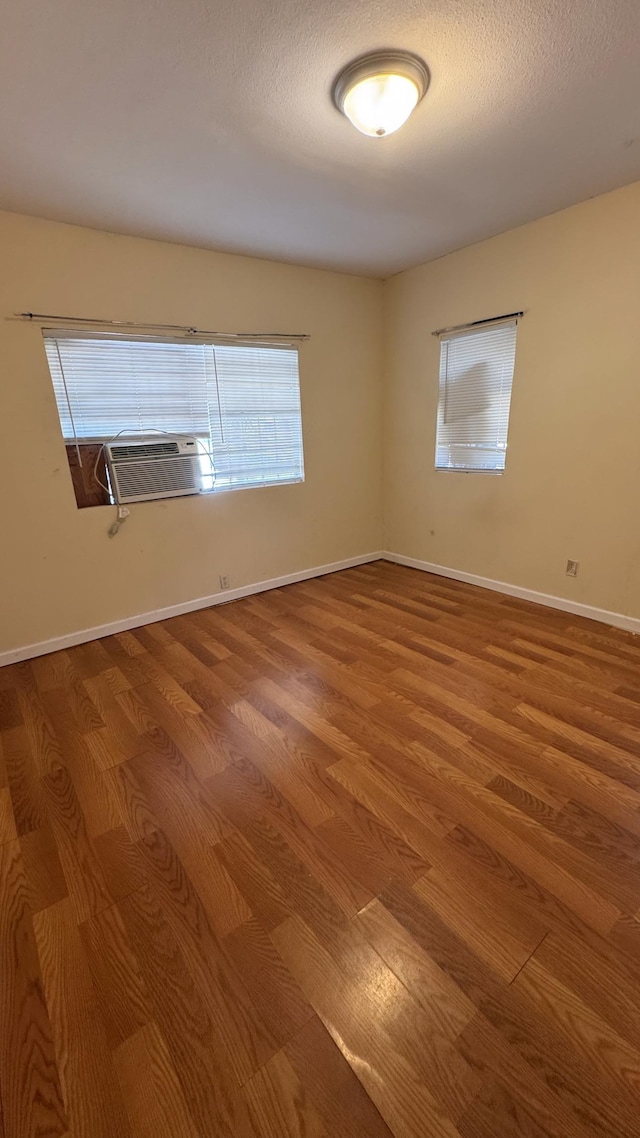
[435, 319, 518, 473]
[44, 331, 304, 494]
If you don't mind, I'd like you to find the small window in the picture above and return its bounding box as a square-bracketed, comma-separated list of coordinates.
[43, 331, 305, 504]
[435, 319, 518, 473]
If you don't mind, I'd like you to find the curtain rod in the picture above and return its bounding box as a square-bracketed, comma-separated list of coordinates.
[12, 311, 310, 342]
[431, 311, 524, 338]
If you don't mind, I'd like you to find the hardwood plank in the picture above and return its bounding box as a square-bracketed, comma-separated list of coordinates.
[244, 1048, 329, 1138]
[546, 797, 640, 887]
[0, 840, 66, 1138]
[457, 1012, 598, 1138]
[83, 672, 140, 743]
[412, 865, 547, 982]
[313, 811, 399, 897]
[221, 754, 374, 916]
[479, 964, 640, 1138]
[16, 684, 62, 776]
[0, 785, 18, 844]
[20, 824, 68, 913]
[216, 826, 291, 932]
[375, 745, 620, 935]
[67, 639, 115, 680]
[118, 884, 251, 1137]
[319, 914, 481, 1121]
[328, 756, 440, 861]
[513, 953, 640, 1119]
[535, 744, 640, 835]
[33, 897, 131, 1137]
[533, 925, 640, 1051]
[0, 689, 22, 729]
[379, 878, 506, 1006]
[232, 810, 349, 940]
[2, 724, 48, 836]
[79, 901, 152, 1049]
[125, 736, 231, 854]
[223, 916, 314, 1049]
[283, 1016, 395, 1138]
[272, 913, 465, 1138]
[50, 662, 105, 734]
[254, 674, 372, 761]
[326, 779, 432, 884]
[356, 897, 477, 1040]
[486, 773, 559, 823]
[41, 763, 113, 922]
[45, 701, 124, 838]
[442, 823, 602, 940]
[134, 824, 279, 1080]
[93, 823, 146, 901]
[230, 698, 335, 828]
[608, 912, 640, 964]
[330, 750, 455, 844]
[128, 680, 231, 779]
[178, 839, 252, 939]
[112, 1022, 200, 1138]
[103, 759, 163, 843]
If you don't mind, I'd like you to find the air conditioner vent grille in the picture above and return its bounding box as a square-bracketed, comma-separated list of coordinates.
[105, 438, 201, 503]
[110, 441, 180, 460]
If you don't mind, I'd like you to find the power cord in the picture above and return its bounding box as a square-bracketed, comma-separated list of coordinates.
[108, 505, 130, 538]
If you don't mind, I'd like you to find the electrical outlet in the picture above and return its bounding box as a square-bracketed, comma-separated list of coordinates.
[566, 560, 579, 577]
[219, 574, 230, 590]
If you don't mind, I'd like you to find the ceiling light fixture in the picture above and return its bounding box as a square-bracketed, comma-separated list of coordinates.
[333, 50, 429, 138]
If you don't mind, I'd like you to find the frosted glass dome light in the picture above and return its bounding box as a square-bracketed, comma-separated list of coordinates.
[333, 51, 429, 138]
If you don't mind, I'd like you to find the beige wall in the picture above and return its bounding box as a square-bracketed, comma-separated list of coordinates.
[0, 211, 383, 655]
[383, 182, 640, 621]
[4, 180, 640, 656]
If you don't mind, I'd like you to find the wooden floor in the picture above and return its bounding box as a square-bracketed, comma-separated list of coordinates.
[2, 561, 640, 1137]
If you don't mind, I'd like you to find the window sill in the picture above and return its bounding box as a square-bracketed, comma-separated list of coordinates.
[435, 467, 504, 475]
[71, 475, 305, 509]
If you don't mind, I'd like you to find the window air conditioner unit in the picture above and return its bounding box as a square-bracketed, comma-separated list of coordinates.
[105, 438, 201, 504]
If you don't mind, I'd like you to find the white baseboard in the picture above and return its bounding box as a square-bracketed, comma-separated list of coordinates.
[0, 551, 384, 668]
[382, 551, 640, 635]
[6, 548, 636, 667]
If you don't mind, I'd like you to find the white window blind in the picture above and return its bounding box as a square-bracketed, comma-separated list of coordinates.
[435, 319, 518, 473]
[43, 331, 304, 492]
[206, 343, 304, 490]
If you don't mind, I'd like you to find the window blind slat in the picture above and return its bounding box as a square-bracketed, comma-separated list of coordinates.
[43, 332, 304, 493]
[435, 321, 518, 472]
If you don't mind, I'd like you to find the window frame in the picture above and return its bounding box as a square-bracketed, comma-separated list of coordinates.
[43, 329, 306, 500]
[434, 318, 519, 475]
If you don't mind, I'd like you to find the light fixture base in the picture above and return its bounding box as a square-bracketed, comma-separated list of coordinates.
[332, 49, 430, 123]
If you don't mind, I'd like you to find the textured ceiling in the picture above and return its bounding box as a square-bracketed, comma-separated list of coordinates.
[2, 0, 640, 275]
